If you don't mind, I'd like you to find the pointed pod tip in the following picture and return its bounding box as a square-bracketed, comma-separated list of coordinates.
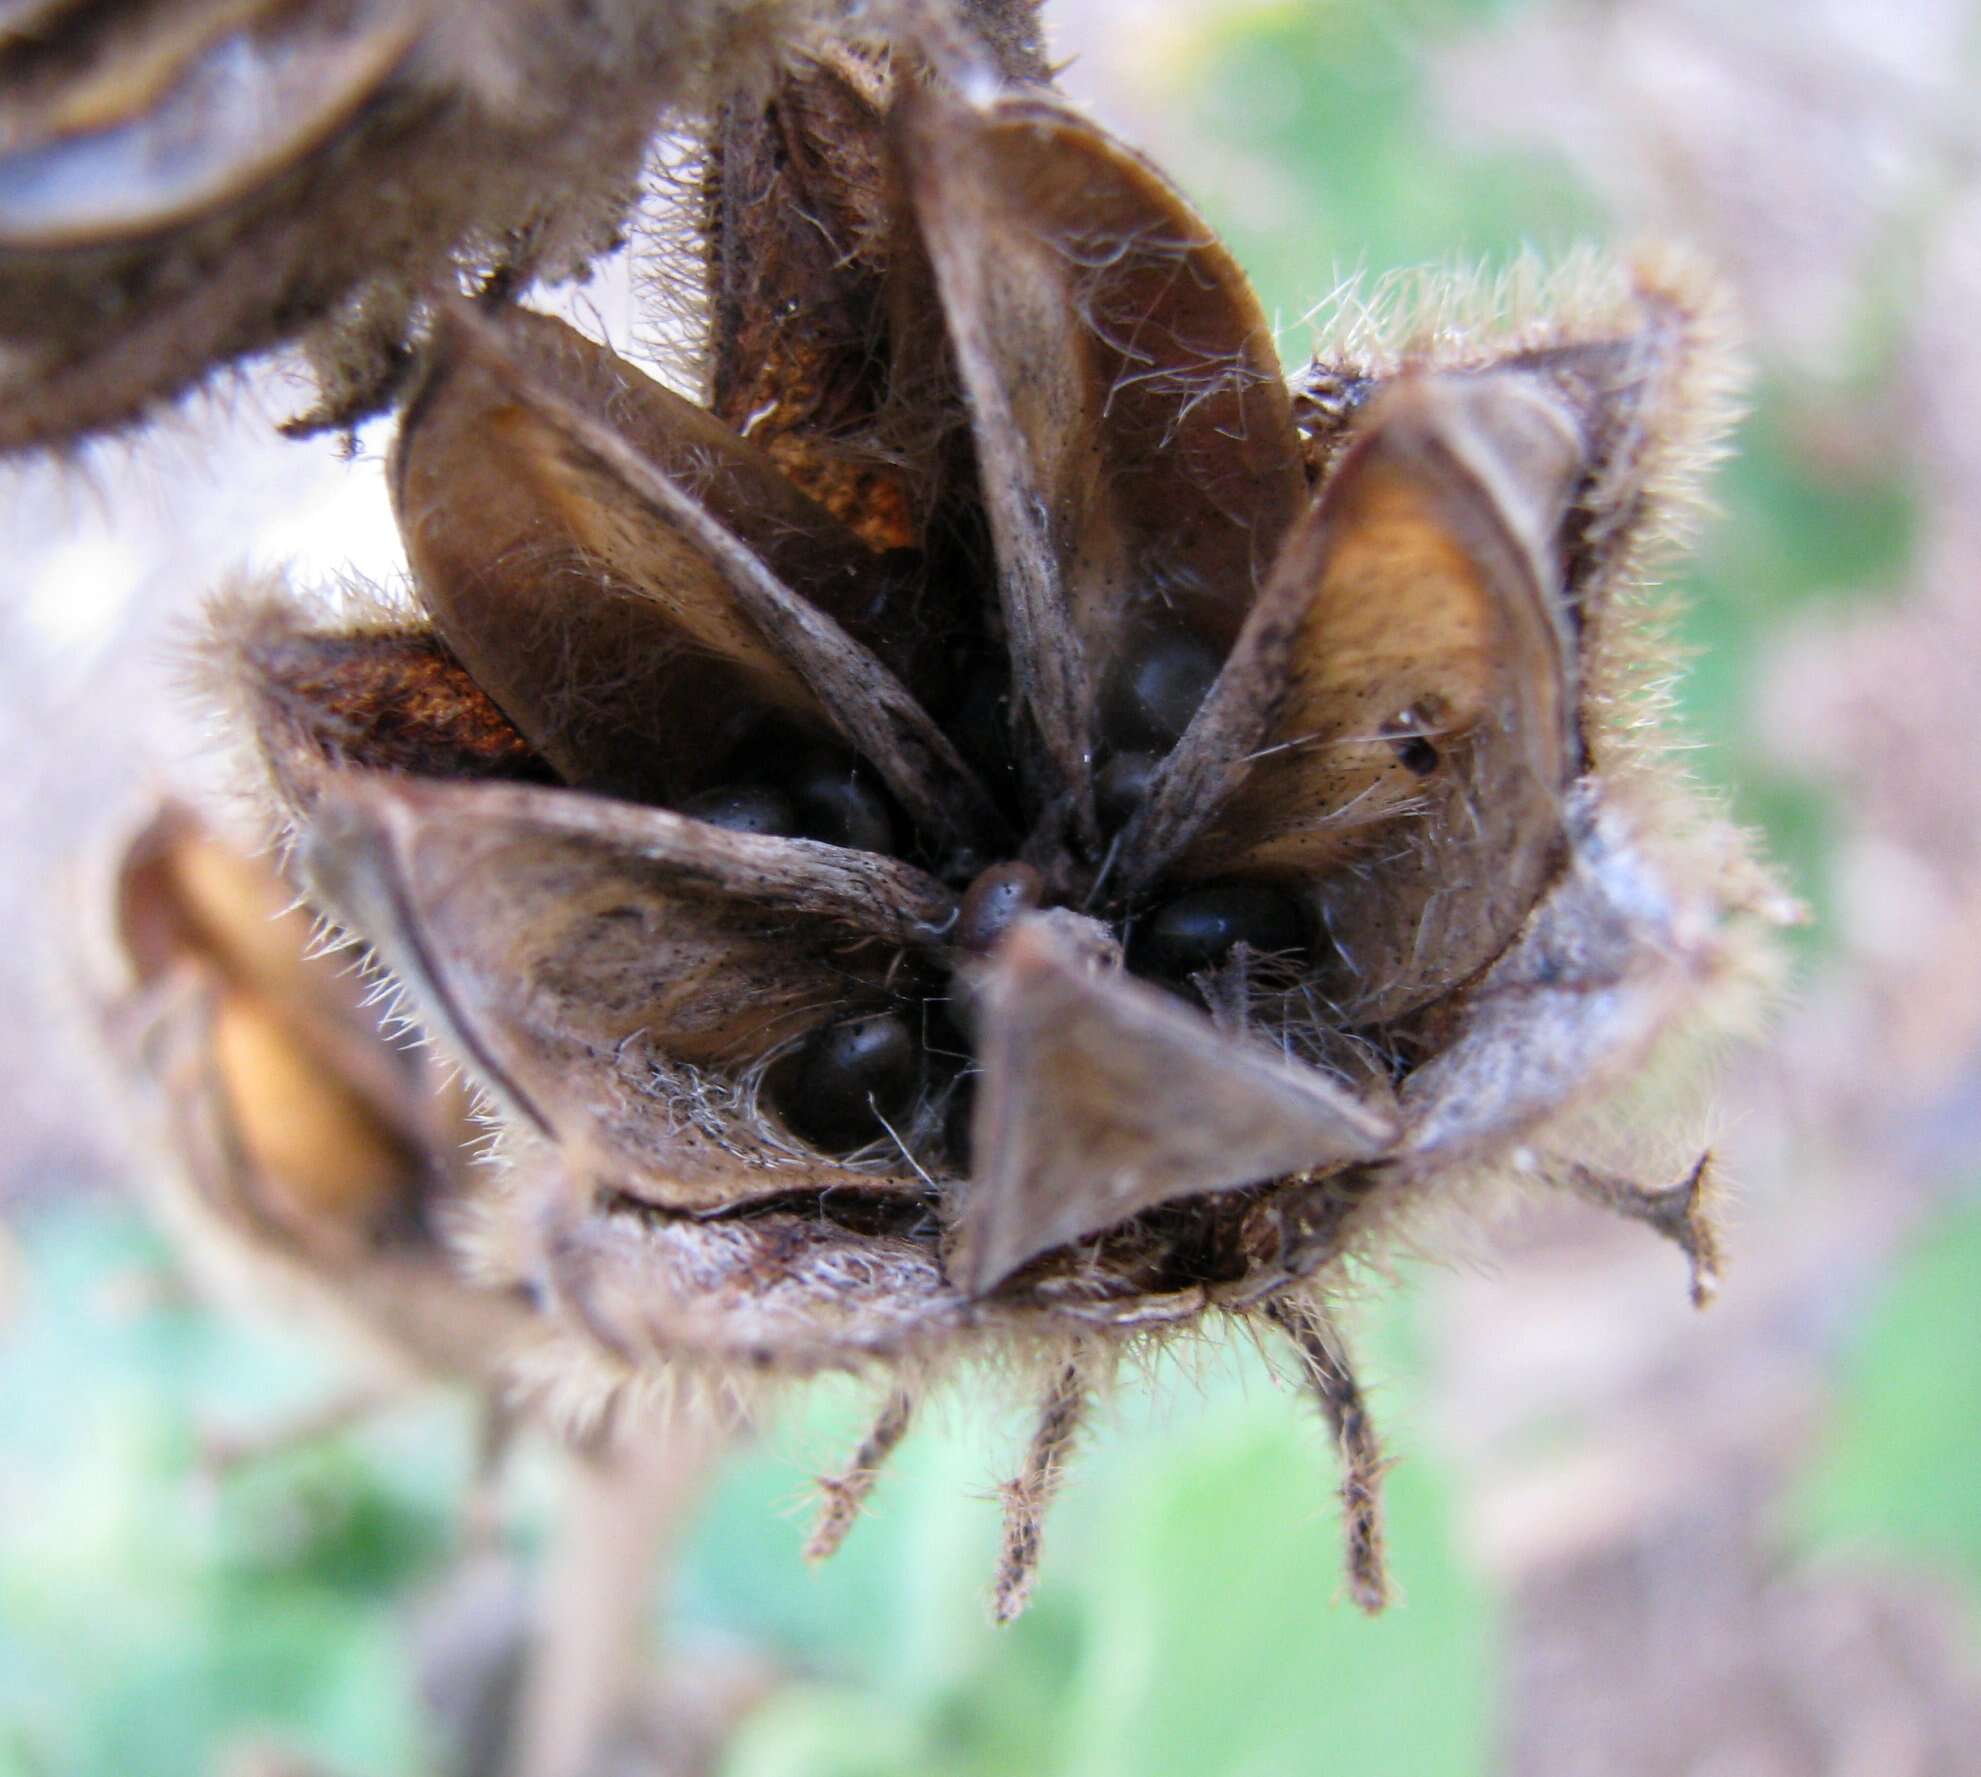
[411, 298, 575, 428]
[945, 1232, 1001, 1302]
[985, 908, 1122, 984]
[290, 776, 446, 993]
[406, 297, 496, 397]
[953, 911, 1400, 1295]
[295, 774, 403, 902]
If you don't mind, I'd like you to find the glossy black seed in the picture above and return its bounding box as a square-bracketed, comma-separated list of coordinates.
[680, 783, 798, 837]
[1392, 735, 1439, 776]
[779, 1013, 921, 1152]
[1095, 749, 1161, 830]
[1102, 630, 1222, 750]
[790, 754, 896, 854]
[956, 861, 1043, 954]
[1138, 881, 1310, 976]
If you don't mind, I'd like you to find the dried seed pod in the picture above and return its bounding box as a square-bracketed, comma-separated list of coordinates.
[211, 36, 1787, 1619]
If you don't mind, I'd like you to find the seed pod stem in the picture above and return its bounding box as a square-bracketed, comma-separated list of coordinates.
[992, 1356, 1089, 1624]
[1267, 1296, 1390, 1615]
[805, 1386, 918, 1563]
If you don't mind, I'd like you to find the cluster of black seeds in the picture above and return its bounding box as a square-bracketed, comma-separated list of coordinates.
[658, 617, 1317, 1163]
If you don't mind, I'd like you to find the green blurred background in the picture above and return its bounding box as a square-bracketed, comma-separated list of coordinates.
[5, 1, 1979, 1772]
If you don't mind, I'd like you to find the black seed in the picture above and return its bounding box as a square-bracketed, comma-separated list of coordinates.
[1138, 881, 1310, 975]
[790, 754, 896, 854]
[680, 783, 798, 837]
[956, 861, 1044, 954]
[1102, 630, 1222, 750]
[1393, 735, 1439, 776]
[1095, 749, 1161, 830]
[779, 1013, 920, 1152]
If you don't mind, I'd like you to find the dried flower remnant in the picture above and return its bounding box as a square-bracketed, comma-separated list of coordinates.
[214, 32, 1782, 1618]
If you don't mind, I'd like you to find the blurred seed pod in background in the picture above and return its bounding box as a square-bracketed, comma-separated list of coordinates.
[100, 801, 759, 1777]
[0, 0, 1051, 450]
[101, 798, 547, 1432]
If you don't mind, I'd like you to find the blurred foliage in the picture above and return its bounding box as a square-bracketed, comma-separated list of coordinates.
[1179, 0, 1604, 304]
[0, 1208, 444, 1777]
[0, 0, 1958, 1773]
[1792, 1198, 1981, 1601]
[0, 1205, 1493, 1777]
[1677, 388, 1916, 958]
[708, 1290, 1492, 1777]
